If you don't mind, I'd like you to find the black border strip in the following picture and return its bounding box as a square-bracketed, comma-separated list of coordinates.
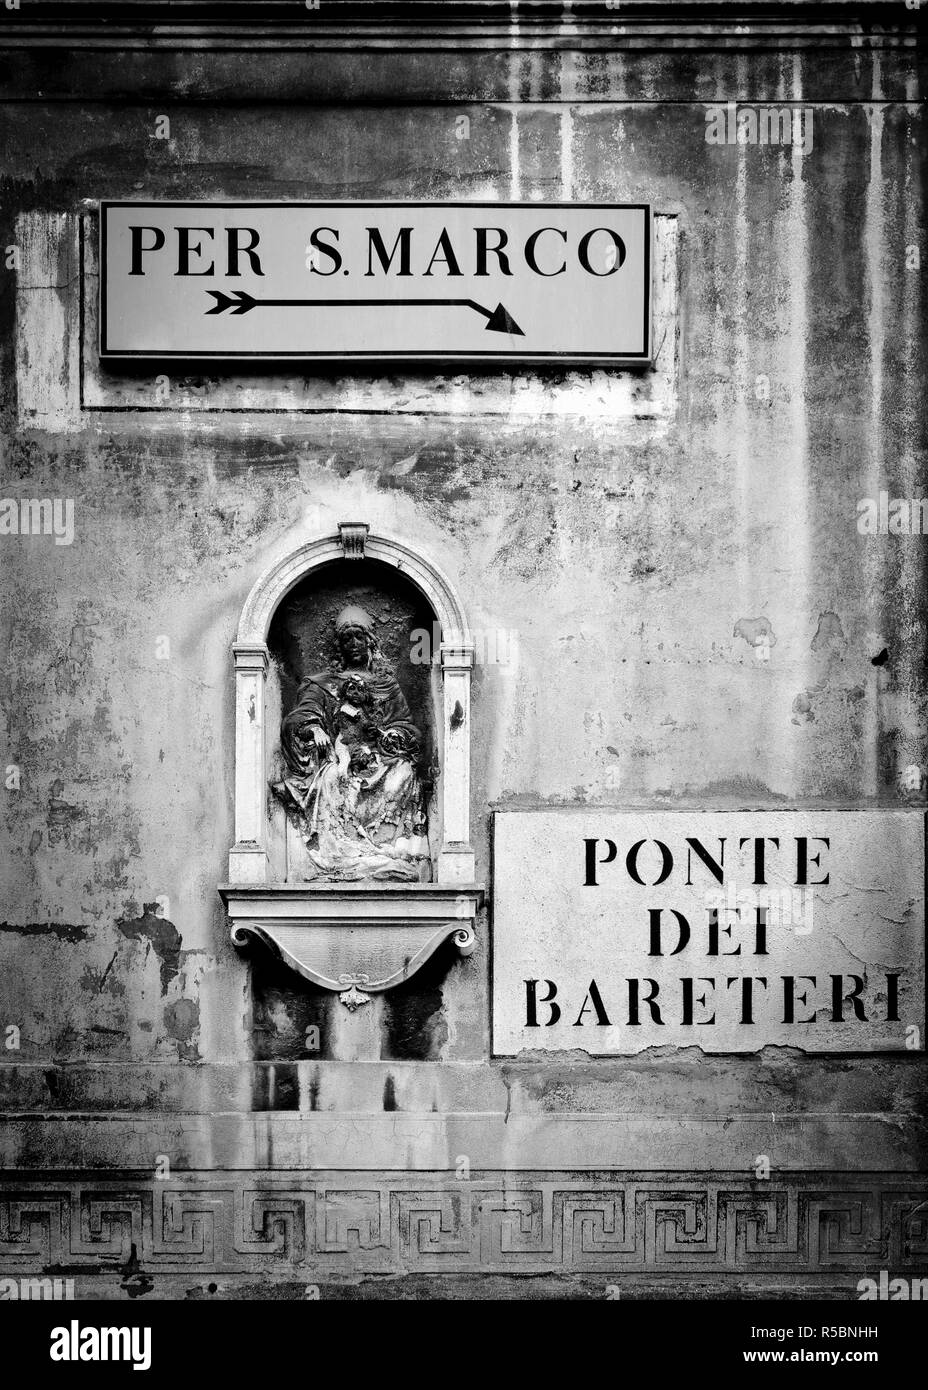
[98, 200, 653, 364]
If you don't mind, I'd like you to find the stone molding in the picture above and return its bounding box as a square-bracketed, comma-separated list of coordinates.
[221, 883, 482, 1009]
[0, 3, 919, 50]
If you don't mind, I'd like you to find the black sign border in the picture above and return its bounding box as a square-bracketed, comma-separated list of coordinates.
[99, 200, 653, 365]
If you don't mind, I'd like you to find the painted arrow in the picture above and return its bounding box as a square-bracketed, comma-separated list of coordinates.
[204, 288, 525, 335]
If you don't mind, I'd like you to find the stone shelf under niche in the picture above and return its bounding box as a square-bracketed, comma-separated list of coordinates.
[219, 882, 484, 1011]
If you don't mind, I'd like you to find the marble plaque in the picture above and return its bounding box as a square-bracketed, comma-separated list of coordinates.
[492, 811, 925, 1055]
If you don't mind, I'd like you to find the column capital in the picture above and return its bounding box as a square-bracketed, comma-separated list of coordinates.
[440, 641, 475, 670]
[233, 641, 269, 671]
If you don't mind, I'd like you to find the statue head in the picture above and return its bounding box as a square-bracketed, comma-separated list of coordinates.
[335, 605, 376, 669]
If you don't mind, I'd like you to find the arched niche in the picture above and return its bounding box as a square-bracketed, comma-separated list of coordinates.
[220, 522, 482, 1011]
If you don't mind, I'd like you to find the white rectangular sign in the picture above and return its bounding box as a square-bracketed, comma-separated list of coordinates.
[99, 201, 651, 363]
[492, 810, 926, 1055]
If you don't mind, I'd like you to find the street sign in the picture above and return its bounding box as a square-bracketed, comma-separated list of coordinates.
[99, 202, 652, 364]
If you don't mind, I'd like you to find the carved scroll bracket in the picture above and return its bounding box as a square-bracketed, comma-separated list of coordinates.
[338, 521, 369, 559]
[222, 884, 482, 1009]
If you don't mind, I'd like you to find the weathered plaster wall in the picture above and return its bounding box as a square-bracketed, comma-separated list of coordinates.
[0, 9, 925, 1294]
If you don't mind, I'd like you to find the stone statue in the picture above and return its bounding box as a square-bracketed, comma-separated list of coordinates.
[274, 605, 430, 881]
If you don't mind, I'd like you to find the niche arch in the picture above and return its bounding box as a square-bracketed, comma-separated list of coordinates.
[221, 522, 482, 1011]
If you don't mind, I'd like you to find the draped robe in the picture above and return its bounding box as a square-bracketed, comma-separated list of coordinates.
[278, 661, 430, 881]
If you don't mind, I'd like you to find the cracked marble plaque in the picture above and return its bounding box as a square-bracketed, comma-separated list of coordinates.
[492, 810, 925, 1055]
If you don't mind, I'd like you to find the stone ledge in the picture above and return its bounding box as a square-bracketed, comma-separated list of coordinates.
[0, 1057, 923, 1116]
[0, 1112, 923, 1171]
